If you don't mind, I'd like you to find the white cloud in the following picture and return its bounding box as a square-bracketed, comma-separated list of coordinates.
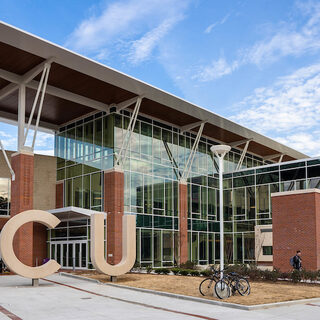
[204, 13, 230, 34]
[195, 1, 320, 81]
[128, 16, 183, 64]
[66, 0, 189, 64]
[193, 57, 239, 81]
[230, 63, 320, 156]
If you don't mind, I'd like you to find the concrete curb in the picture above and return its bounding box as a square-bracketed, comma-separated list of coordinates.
[59, 273, 320, 311]
[59, 272, 101, 284]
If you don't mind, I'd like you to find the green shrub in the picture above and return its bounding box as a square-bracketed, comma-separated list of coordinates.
[247, 265, 262, 281]
[190, 270, 200, 276]
[146, 266, 153, 274]
[262, 269, 280, 282]
[179, 269, 190, 276]
[170, 268, 180, 275]
[180, 261, 197, 270]
[154, 268, 162, 274]
[301, 270, 318, 282]
[200, 269, 212, 277]
[280, 272, 290, 279]
[291, 270, 302, 283]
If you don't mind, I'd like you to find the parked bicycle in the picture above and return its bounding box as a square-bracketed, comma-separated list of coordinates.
[199, 267, 220, 296]
[214, 271, 250, 299]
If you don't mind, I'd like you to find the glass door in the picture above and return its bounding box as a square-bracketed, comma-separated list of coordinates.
[50, 241, 88, 269]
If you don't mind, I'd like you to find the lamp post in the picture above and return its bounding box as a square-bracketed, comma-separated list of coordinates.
[210, 145, 231, 279]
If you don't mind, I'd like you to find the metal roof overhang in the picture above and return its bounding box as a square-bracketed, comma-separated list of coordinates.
[48, 206, 104, 221]
[0, 21, 308, 161]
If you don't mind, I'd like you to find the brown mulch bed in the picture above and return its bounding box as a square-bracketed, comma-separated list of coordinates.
[70, 271, 320, 306]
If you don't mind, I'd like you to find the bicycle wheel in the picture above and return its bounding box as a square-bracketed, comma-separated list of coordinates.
[237, 278, 250, 296]
[199, 278, 215, 296]
[214, 280, 231, 299]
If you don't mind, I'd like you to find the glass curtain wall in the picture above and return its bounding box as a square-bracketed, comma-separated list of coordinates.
[55, 110, 273, 267]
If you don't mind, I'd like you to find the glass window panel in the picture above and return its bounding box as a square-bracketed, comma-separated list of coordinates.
[165, 180, 173, 216]
[91, 173, 102, 207]
[73, 177, 82, 208]
[208, 233, 214, 264]
[208, 188, 216, 217]
[234, 233, 243, 263]
[233, 188, 245, 216]
[153, 177, 164, 209]
[103, 115, 114, 155]
[225, 234, 233, 264]
[141, 229, 152, 261]
[199, 233, 207, 261]
[309, 178, 320, 189]
[65, 179, 72, 207]
[83, 122, 94, 156]
[154, 216, 173, 229]
[244, 233, 255, 260]
[94, 118, 103, 155]
[191, 233, 198, 263]
[154, 230, 161, 267]
[136, 214, 152, 228]
[131, 173, 143, 207]
[192, 184, 200, 213]
[256, 172, 279, 185]
[223, 190, 232, 221]
[83, 175, 90, 209]
[281, 168, 306, 181]
[163, 231, 173, 261]
[246, 187, 256, 219]
[307, 165, 320, 178]
[256, 185, 269, 213]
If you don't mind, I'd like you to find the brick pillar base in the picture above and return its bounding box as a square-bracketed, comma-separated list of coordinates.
[179, 182, 188, 265]
[104, 168, 124, 265]
[11, 151, 34, 267]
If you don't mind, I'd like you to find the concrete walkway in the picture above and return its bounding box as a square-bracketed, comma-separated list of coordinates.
[0, 274, 319, 319]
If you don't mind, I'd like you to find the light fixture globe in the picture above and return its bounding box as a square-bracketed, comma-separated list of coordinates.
[210, 144, 231, 156]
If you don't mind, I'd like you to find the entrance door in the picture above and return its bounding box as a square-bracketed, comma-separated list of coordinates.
[50, 241, 87, 269]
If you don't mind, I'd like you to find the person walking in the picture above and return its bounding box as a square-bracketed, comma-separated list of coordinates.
[292, 250, 302, 271]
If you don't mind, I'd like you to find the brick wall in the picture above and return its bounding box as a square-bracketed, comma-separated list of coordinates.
[11, 152, 34, 267]
[179, 182, 188, 265]
[104, 168, 124, 265]
[272, 190, 320, 271]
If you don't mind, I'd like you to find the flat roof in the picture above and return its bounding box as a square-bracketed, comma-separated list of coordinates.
[0, 21, 308, 161]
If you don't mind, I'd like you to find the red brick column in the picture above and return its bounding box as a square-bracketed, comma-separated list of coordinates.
[272, 190, 320, 271]
[104, 168, 124, 265]
[179, 182, 188, 265]
[11, 152, 34, 267]
[56, 182, 64, 208]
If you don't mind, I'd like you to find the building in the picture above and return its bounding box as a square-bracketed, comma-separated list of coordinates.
[0, 21, 318, 272]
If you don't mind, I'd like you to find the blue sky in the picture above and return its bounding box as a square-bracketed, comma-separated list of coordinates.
[0, 0, 320, 156]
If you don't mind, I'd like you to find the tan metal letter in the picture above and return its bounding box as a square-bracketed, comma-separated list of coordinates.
[90, 213, 136, 276]
[0, 210, 61, 279]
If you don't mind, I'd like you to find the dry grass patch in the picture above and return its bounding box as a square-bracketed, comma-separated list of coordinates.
[73, 271, 320, 306]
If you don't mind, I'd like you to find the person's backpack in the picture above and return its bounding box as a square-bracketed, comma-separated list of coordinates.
[290, 256, 294, 266]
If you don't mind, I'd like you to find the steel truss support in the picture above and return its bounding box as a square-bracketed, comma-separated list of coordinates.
[229, 138, 252, 148]
[116, 96, 142, 113]
[180, 119, 207, 134]
[278, 154, 284, 163]
[263, 153, 283, 161]
[180, 122, 205, 183]
[115, 97, 143, 169]
[23, 63, 51, 150]
[235, 140, 251, 171]
[0, 140, 15, 181]
[0, 65, 109, 112]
